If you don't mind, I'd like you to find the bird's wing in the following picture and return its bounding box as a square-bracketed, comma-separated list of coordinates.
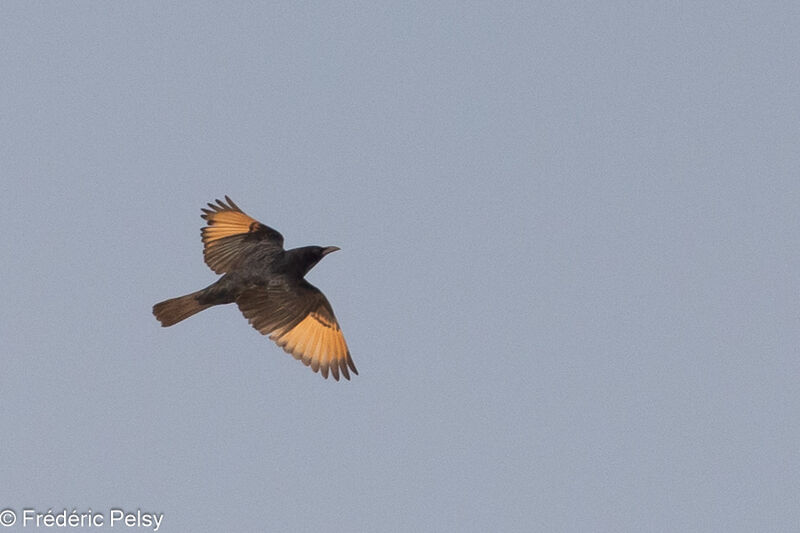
[236, 280, 358, 381]
[200, 196, 284, 274]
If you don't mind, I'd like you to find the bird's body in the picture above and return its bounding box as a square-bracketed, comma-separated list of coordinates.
[153, 196, 357, 381]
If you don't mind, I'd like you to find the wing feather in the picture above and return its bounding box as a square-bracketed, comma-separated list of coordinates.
[200, 196, 284, 274]
[236, 282, 357, 381]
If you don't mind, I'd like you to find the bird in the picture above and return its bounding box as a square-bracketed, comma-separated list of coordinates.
[153, 196, 358, 381]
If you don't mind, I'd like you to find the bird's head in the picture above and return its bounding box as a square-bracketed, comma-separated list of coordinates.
[290, 245, 340, 276]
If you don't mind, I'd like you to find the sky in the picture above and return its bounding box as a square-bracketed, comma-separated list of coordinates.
[1, 2, 799, 532]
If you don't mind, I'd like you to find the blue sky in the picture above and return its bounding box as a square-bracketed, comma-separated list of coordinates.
[2, 3, 799, 532]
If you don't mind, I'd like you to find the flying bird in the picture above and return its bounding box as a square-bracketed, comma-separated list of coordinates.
[153, 196, 357, 381]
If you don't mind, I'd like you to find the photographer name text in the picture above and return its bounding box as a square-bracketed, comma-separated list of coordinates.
[0, 508, 162, 530]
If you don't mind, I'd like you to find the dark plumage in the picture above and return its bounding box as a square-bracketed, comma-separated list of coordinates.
[153, 196, 357, 381]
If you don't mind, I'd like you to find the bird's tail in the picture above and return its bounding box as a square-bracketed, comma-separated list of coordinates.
[153, 290, 211, 327]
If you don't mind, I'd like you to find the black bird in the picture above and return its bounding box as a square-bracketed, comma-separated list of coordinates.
[153, 196, 357, 381]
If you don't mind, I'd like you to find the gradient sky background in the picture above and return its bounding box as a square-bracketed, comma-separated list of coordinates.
[2, 3, 799, 532]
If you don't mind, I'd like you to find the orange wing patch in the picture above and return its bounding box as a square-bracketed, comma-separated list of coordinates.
[201, 196, 262, 248]
[202, 210, 262, 243]
[270, 312, 357, 381]
[200, 196, 283, 274]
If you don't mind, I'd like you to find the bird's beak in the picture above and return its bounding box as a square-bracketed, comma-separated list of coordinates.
[321, 246, 341, 256]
